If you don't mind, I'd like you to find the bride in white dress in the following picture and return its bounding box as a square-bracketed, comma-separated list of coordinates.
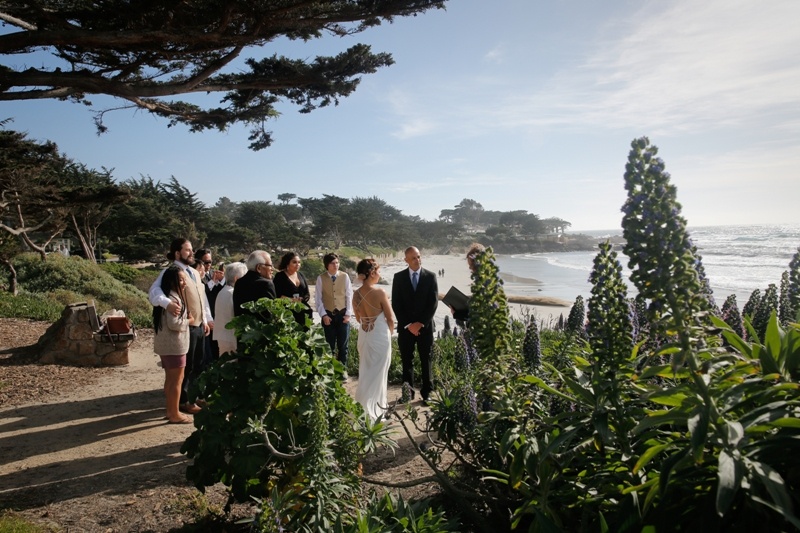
[353, 258, 395, 422]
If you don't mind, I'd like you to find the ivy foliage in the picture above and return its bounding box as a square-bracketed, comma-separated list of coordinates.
[181, 298, 366, 508]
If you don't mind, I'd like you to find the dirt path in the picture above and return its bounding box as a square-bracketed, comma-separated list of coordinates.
[0, 323, 438, 531]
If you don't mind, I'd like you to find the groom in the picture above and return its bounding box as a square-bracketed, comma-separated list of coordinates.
[392, 246, 439, 403]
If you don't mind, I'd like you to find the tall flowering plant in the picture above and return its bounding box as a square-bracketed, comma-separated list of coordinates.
[619, 137, 800, 529]
[468, 247, 512, 362]
[788, 247, 800, 322]
[579, 241, 637, 457]
[621, 136, 712, 369]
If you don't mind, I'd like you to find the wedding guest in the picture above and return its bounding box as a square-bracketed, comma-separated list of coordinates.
[214, 262, 247, 355]
[152, 265, 193, 424]
[195, 248, 223, 364]
[233, 250, 276, 320]
[273, 251, 313, 328]
[315, 253, 353, 378]
[149, 238, 211, 415]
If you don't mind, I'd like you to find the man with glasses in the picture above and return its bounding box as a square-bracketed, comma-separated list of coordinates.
[233, 250, 276, 320]
[195, 248, 224, 362]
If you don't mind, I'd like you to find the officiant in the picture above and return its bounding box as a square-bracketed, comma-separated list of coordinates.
[448, 243, 485, 327]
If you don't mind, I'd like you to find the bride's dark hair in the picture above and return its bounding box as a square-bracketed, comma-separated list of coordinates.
[356, 258, 377, 280]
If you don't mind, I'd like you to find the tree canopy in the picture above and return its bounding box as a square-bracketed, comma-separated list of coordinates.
[0, 0, 445, 149]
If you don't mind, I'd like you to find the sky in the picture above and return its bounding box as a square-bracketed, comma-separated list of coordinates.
[2, 0, 799, 232]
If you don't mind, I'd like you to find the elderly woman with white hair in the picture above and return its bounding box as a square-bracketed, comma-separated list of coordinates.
[214, 261, 248, 355]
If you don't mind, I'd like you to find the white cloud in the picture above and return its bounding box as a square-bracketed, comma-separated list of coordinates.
[484, 43, 507, 63]
[384, 0, 800, 140]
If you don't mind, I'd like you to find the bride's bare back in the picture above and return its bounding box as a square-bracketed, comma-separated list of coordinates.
[354, 286, 394, 333]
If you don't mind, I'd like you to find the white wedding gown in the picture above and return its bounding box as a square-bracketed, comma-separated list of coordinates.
[355, 311, 391, 422]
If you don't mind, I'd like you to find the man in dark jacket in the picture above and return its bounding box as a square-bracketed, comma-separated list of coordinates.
[233, 250, 276, 320]
[391, 246, 438, 403]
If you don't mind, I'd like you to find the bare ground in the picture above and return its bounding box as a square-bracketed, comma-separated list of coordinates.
[0, 319, 439, 532]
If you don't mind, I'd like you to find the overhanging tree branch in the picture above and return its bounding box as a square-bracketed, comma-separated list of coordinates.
[0, 0, 446, 150]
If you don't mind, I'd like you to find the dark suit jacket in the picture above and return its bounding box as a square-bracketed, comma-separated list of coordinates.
[232, 270, 276, 318]
[203, 275, 225, 318]
[391, 267, 438, 331]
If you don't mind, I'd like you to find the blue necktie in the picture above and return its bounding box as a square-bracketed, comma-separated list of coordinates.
[412, 271, 418, 291]
[186, 268, 196, 282]
[331, 275, 337, 283]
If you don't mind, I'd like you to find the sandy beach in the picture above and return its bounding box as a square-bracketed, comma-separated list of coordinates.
[309, 252, 574, 331]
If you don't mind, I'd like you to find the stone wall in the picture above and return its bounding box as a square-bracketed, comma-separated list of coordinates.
[37, 302, 133, 366]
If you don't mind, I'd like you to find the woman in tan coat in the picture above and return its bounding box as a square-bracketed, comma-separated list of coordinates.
[153, 265, 193, 424]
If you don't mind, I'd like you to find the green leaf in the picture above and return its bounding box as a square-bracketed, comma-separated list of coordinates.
[658, 449, 690, 500]
[688, 406, 709, 462]
[767, 417, 800, 428]
[716, 449, 742, 516]
[764, 311, 785, 370]
[710, 314, 752, 358]
[748, 459, 794, 519]
[509, 445, 529, 489]
[647, 388, 691, 407]
[724, 420, 744, 448]
[633, 443, 671, 474]
[637, 364, 671, 380]
[632, 409, 689, 435]
[560, 373, 596, 405]
[520, 375, 576, 402]
[738, 401, 790, 430]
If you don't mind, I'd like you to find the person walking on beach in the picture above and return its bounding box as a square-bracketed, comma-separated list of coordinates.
[152, 265, 193, 424]
[391, 246, 439, 404]
[354, 258, 395, 421]
[315, 253, 353, 379]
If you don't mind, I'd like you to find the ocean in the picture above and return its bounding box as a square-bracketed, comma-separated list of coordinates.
[496, 224, 800, 308]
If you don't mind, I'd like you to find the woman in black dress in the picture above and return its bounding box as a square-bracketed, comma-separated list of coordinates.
[273, 251, 313, 328]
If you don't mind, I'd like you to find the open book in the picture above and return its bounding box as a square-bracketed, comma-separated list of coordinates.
[442, 286, 470, 314]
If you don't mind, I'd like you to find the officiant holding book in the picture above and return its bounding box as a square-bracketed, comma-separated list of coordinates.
[446, 243, 486, 326]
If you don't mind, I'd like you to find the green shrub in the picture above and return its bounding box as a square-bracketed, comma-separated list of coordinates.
[7, 253, 152, 328]
[299, 257, 324, 282]
[99, 261, 140, 285]
[0, 510, 46, 532]
[0, 290, 62, 322]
